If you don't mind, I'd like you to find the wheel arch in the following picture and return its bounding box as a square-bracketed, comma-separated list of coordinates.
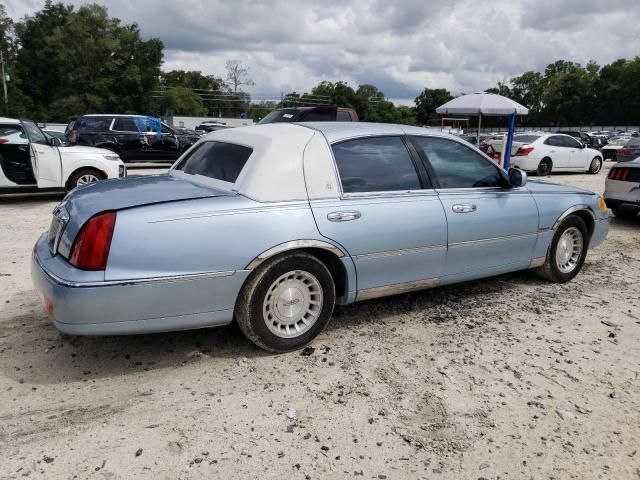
[65, 166, 107, 190]
[553, 205, 596, 238]
[245, 240, 350, 302]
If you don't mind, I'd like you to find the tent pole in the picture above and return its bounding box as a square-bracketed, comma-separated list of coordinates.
[477, 113, 482, 147]
[504, 113, 516, 170]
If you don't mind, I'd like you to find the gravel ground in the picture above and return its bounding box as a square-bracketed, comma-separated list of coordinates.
[1, 164, 639, 479]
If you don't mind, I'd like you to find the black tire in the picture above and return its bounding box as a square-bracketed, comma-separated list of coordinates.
[612, 205, 639, 219]
[235, 252, 336, 353]
[67, 168, 106, 190]
[534, 215, 589, 283]
[536, 158, 552, 176]
[588, 156, 602, 174]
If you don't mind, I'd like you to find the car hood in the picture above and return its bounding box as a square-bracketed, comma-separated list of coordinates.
[56, 174, 230, 258]
[59, 145, 116, 156]
[526, 179, 596, 195]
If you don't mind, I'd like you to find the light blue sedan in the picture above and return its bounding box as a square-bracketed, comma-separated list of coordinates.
[31, 123, 609, 352]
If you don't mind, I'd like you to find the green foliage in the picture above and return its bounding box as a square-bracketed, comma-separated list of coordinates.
[414, 88, 454, 125]
[156, 86, 207, 116]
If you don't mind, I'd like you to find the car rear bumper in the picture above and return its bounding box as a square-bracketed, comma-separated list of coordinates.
[31, 233, 248, 335]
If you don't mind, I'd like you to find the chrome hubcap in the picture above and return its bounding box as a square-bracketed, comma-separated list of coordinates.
[591, 158, 601, 173]
[555, 227, 583, 274]
[263, 270, 323, 338]
[77, 174, 99, 185]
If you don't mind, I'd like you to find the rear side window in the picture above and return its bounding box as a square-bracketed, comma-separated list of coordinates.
[112, 117, 139, 132]
[332, 136, 422, 193]
[0, 124, 28, 144]
[544, 135, 565, 147]
[176, 141, 253, 183]
[76, 117, 113, 132]
[336, 111, 352, 121]
[514, 135, 540, 143]
[413, 136, 503, 189]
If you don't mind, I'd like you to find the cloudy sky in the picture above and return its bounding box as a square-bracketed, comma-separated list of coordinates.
[6, 0, 640, 104]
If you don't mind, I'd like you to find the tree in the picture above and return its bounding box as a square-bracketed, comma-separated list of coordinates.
[414, 88, 453, 125]
[225, 59, 254, 92]
[156, 86, 207, 116]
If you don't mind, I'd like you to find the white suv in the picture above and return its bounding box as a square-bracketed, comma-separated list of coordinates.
[0, 117, 125, 192]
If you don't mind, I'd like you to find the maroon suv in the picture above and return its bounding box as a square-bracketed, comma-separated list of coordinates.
[258, 106, 359, 124]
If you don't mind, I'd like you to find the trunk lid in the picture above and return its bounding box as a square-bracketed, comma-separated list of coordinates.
[53, 174, 230, 259]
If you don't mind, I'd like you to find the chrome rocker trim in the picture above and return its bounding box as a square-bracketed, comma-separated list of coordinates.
[246, 239, 346, 270]
[33, 251, 235, 289]
[355, 244, 447, 260]
[357, 277, 440, 302]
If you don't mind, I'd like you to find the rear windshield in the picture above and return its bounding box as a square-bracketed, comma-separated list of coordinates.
[0, 124, 28, 144]
[258, 110, 300, 124]
[513, 135, 541, 143]
[176, 141, 253, 183]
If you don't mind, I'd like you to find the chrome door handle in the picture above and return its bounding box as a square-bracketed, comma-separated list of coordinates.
[452, 204, 477, 213]
[327, 210, 361, 222]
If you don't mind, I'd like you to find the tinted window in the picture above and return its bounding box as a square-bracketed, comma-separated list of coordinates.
[332, 136, 422, 193]
[514, 135, 541, 143]
[22, 121, 48, 145]
[336, 111, 352, 121]
[299, 109, 333, 121]
[112, 117, 139, 132]
[562, 136, 582, 148]
[257, 110, 299, 124]
[544, 135, 565, 147]
[176, 141, 252, 183]
[413, 136, 503, 189]
[76, 117, 113, 132]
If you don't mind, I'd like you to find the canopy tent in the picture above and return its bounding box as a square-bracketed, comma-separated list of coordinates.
[436, 92, 529, 169]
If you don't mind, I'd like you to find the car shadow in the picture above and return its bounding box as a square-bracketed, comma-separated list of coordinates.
[0, 270, 536, 386]
[0, 192, 65, 204]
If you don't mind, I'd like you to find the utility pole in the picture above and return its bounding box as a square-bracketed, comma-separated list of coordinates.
[0, 49, 7, 109]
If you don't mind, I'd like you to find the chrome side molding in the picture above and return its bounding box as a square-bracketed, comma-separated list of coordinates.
[246, 239, 346, 270]
[356, 277, 440, 302]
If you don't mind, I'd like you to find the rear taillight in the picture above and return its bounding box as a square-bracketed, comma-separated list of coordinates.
[620, 147, 631, 155]
[514, 146, 534, 156]
[69, 211, 116, 270]
[609, 168, 629, 181]
[0, 138, 8, 144]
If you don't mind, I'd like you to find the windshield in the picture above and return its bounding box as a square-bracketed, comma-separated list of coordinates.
[513, 135, 541, 143]
[258, 110, 299, 124]
[175, 141, 253, 183]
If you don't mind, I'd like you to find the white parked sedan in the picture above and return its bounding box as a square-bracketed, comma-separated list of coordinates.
[492, 133, 603, 176]
[0, 117, 125, 192]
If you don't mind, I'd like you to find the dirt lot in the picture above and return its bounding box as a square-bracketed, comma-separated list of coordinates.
[1, 164, 639, 479]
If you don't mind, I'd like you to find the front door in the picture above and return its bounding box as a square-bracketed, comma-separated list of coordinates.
[561, 135, 586, 169]
[309, 135, 448, 297]
[410, 135, 539, 279]
[544, 135, 571, 168]
[21, 120, 62, 188]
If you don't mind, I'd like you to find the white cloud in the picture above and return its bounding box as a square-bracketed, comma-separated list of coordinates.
[5, 0, 640, 103]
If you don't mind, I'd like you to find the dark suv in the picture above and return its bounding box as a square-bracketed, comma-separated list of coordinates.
[66, 115, 200, 162]
[258, 106, 359, 124]
[556, 130, 593, 148]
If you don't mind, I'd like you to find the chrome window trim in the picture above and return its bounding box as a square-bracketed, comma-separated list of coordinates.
[246, 240, 346, 270]
[355, 244, 446, 260]
[341, 189, 438, 199]
[357, 277, 440, 302]
[33, 252, 236, 288]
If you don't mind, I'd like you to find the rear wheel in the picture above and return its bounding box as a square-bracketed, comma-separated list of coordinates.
[536, 158, 552, 176]
[68, 168, 105, 190]
[612, 205, 639, 219]
[588, 156, 602, 174]
[235, 252, 335, 352]
[534, 215, 588, 283]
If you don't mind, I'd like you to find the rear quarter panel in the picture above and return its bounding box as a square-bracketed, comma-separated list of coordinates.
[105, 196, 331, 281]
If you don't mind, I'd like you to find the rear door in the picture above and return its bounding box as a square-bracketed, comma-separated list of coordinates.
[309, 135, 448, 297]
[544, 135, 570, 168]
[21, 120, 62, 188]
[410, 135, 539, 278]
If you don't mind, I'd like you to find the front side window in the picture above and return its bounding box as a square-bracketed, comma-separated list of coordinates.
[412, 136, 504, 189]
[21, 121, 48, 145]
[562, 136, 582, 148]
[332, 136, 423, 193]
[176, 141, 253, 183]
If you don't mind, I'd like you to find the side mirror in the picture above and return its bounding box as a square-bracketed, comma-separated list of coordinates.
[508, 168, 527, 188]
[48, 136, 62, 147]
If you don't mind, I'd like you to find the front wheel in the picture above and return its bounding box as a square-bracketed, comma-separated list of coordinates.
[235, 252, 336, 352]
[588, 157, 602, 174]
[68, 168, 105, 190]
[534, 215, 588, 283]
